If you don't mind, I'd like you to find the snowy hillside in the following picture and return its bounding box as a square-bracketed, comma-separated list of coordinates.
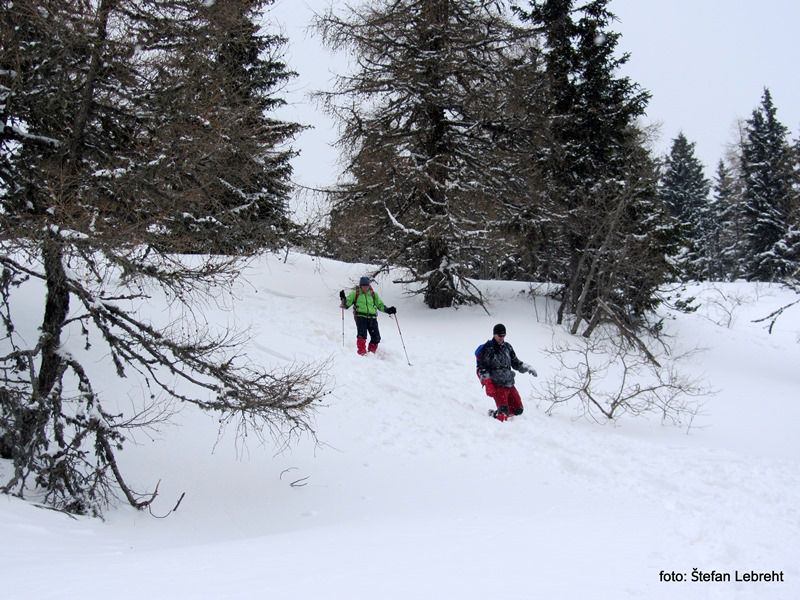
[2, 252, 799, 599]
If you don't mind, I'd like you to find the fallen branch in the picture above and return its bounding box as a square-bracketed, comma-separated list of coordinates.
[752, 298, 800, 334]
[148, 491, 187, 519]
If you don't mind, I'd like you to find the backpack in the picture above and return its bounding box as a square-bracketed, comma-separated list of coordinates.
[474, 341, 493, 385]
[352, 286, 375, 314]
[474, 342, 487, 369]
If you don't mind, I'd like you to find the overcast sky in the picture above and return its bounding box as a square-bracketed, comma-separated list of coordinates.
[270, 0, 800, 192]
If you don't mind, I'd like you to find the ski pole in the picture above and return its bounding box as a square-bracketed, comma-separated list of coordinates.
[341, 307, 345, 348]
[392, 314, 411, 366]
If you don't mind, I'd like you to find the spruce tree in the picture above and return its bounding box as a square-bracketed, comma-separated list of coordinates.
[783, 135, 800, 284]
[515, 0, 676, 334]
[316, 0, 527, 308]
[712, 160, 747, 280]
[740, 88, 794, 280]
[658, 133, 711, 280]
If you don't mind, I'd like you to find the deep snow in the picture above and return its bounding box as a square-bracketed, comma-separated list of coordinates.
[2, 252, 799, 599]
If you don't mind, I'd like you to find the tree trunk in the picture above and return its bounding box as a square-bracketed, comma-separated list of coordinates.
[418, 0, 455, 309]
[37, 0, 113, 396]
[37, 237, 70, 400]
[8, 237, 69, 483]
[66, 0, 116, 165]
[568, 192, 629, 334]
[557, 246, 582, 325]
[423, 236, 456, 308]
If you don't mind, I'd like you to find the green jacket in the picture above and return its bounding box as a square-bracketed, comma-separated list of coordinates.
[344, 287, 386, 318]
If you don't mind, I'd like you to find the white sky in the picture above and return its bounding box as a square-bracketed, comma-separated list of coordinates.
[270, 0, 800, 189]
[612, 0, 800, 174]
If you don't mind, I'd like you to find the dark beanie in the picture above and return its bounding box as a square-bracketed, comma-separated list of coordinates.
[359, 276, 370, 286]
[493, 323, 506, 336]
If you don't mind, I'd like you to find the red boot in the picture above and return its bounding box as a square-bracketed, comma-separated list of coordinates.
[356, 338, 367, 356]
[368, 342, 378, 354]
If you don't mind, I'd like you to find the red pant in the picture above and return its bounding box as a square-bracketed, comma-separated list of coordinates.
[483, 379, 523, 415]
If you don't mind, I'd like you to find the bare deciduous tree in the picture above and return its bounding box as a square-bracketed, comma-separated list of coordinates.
[535, 329, 707, 426]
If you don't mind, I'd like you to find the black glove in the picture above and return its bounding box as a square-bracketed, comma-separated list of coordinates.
[385, 306, 397, 315]
[522, 362, 538, 377]
[339, 290, 346, 301]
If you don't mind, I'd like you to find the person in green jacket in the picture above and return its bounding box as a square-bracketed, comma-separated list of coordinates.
[339, 276, 396, 355]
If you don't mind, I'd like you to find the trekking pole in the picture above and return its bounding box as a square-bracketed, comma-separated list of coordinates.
[339, 290, 347, 348]
[392, 314, 412, 366]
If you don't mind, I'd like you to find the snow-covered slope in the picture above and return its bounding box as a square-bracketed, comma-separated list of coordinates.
[2, 253, 798, 599]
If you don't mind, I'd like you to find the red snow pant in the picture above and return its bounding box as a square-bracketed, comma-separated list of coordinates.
[482, 378, 523, 416]
[355, 316, 380, 355]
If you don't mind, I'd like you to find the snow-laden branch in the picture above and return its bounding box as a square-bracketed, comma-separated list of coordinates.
[3, 125, 62, 148]
[385, 206, 423, 236]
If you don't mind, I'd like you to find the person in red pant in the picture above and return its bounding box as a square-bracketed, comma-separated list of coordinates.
[477, 324, 537, 421]
[340, 276, 396, 355]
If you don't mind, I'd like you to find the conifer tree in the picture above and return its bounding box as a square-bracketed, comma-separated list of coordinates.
[142, 1, 302, 253]
[782, 135, 800, 284]
[515, 0, 676, 334]
[712, 160, 746, 280]
[316, 0, 527, 308]
[658, 133, 711, 280]
[697, 196, 724, 281]
[0, 0, 325, 516]
[740, 88, 794, 280]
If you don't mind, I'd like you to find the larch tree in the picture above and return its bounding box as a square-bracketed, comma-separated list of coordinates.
[316, 0, 530, 308]
[151, 1, 303, 253]
[0, 0, 327, 516]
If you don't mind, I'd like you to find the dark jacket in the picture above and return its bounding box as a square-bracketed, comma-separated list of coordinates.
[477, 339, 526, 387]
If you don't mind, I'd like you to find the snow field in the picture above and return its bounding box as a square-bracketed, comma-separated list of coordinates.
[2, 252, 799, 599]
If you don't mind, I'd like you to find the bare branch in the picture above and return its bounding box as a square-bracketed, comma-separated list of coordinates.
[535, 329, 709, 425]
